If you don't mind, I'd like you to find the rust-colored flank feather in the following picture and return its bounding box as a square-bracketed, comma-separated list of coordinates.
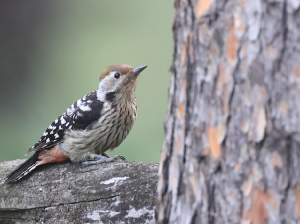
[100, 64, 134, 80]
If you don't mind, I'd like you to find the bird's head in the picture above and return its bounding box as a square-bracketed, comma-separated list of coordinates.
[98, 64, 147, 102]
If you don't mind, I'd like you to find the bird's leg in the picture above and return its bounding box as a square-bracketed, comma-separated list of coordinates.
[82, 154, 126, 166]
[101, 152, 110, 158]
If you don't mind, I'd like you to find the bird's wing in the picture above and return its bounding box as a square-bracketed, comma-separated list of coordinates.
[27, 90, 103, 154]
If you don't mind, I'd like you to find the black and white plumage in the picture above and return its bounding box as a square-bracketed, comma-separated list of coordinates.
[5, 64, 147, 183]
[27, 91, 103, 154]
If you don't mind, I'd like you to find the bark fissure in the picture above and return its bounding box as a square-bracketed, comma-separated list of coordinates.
[277, 0, 288, 72]
[280, 135, 292, 217]
[207, 179, 216, 224]
[1, 194, 122, 212]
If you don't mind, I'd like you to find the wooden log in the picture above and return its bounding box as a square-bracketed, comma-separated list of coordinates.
[0, 159, 158, 223]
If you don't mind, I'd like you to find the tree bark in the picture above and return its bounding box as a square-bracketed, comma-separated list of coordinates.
[0, 160, 157, 223]
[156, 0, 300, 223]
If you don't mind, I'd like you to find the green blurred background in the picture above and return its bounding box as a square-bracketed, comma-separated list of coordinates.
[0, 1, 173, 163]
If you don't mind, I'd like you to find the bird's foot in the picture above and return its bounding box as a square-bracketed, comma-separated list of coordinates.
[82, 154, 126, 166]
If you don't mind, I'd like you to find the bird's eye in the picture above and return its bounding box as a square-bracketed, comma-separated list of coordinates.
[114, 72, 120, 79]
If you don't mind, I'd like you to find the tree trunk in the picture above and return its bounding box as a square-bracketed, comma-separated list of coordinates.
[0, 160, 157, 223]
[156, 0, 300, 223]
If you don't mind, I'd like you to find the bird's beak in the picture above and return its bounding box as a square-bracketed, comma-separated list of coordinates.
[130, 65, 147, 79]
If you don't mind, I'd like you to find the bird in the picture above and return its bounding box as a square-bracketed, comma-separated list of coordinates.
[5, 64, 147, 183]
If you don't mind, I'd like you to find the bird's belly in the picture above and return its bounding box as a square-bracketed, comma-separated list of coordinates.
[93, 111, 135, 154]
[58, 104, 136, 162]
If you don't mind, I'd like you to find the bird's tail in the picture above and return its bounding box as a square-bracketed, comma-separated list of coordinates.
[5, 152, 39, 184]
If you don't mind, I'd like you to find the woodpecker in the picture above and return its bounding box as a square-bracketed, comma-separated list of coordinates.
[5, 64, 147, 183]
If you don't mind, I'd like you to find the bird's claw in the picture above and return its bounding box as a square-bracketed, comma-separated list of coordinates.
[82, 155, 126, 166]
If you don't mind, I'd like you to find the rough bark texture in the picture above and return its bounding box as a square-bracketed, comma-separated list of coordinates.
[0, 160, 157, 223]
[156, 0, 300, 223]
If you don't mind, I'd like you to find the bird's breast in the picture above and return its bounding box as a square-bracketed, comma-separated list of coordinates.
[92, 100, 137, 153]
